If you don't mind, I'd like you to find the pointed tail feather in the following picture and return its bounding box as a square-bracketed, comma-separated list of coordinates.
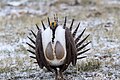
[36, 24, 40, 30]
[27, 36, 35, 44]
[26, 42, 35, 49]
[77, 56, 87, 59]
[34, 62, 38, 63]
[76, 34, 90, 48]
[48, 17, 50, 26]
[41, 21, 46, 30]
[30, 56, 36, 59]
[69, 19, 74, 31]
[77, 48, 90, 56]
[30, 30, 36, 38]
[75, 28, 86, 43]
[72, 22, 80, 38]
[63, 16, 67, 29]
[27, 49, 35, 55]
[77, 41, 91, 52]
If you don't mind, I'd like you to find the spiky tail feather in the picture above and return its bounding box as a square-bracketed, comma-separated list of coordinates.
[70, 19, 74, 31]
[27, 24, 39, 59]
[72, 22, 80, 38]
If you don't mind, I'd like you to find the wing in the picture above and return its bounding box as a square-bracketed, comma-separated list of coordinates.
[35, 29, 53, 72]
[35, 29, 44, 68]
[65, 28, 77, 66]
[60, 28, 77, 72]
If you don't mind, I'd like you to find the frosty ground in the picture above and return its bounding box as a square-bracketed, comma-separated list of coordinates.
[0, 0, 120, 80]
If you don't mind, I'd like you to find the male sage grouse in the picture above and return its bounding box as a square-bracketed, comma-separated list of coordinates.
[27, 16, 90, 80]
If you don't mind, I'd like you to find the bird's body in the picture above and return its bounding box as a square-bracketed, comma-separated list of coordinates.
[27, 16, 90, 80]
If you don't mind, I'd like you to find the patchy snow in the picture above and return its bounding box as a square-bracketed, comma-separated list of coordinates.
[0, 0, 120, 80]
[7, 0, 28, 7]
[0, 43, 14, 51]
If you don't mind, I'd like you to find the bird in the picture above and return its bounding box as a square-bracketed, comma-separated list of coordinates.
[27, 15, 91, 80]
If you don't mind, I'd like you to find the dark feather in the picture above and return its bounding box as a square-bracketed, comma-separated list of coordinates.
[27, 36, 35, 44]
[75, 28, 86, 43]
[77, 56, 87, 59]
[27, 49, 35, 54]
[35, 30, 44, 69]
[48, 17, 50, 26]
[30, 30, 36, 38]
[41, 21, 46, 30]
[36, 24, 39, 30]
[77, 48, 90, 56]
[66, 28, 77, 66]
[34, 62, 38, 63]
[60, 28, 77, 72]
[30, 56, 36, 59]
[63, 16, 67, 29]
[77, 41, 91, 52]
[72, 22, 80, 38]
[26, 42, 35, 49]
[69, 19, 74, 31]
[76, 34, 90, 48]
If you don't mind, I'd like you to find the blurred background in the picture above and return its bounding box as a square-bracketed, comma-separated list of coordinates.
[0, 0, 120, 80]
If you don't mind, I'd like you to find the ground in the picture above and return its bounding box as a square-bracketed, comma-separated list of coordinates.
[0, 0, 120, 80]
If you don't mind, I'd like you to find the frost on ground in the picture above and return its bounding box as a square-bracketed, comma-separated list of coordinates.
[0, 0, 120, 80]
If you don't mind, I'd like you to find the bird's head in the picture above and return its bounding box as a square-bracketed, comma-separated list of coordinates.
[49, 14, 58, 30]
[50, 21, 58, 30]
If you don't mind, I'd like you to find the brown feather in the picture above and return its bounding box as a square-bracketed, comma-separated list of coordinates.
[60, 28, 72, 72]
[41, 21, 46, 30]
[77, 48, 90, 56]
[69, 19, 74, 31]
[63, 16, 67, 29]
[27, 36, 35, 44]
[26, 42, 35, 49]
[72, 22, 80, 38]
[77, 56, 87, 59]
[75, 28, 86, 43]
[36, 24, 39, 30]
[30, 56, 36, 59]
[27, 49, 35, 55]
[47, 17, 50, 26]
[34, 62, 38, 63]
[77, 41, 91, 52]
[65, 28, 77, 66]
[30, 30, 36, 38]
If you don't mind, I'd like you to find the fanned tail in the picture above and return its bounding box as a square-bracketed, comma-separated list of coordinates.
[70, 19, 90, 60]
[27, 24, 40, 60]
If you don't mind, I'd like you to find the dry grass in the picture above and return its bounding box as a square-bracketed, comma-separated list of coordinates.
[77, 58, 101, 72]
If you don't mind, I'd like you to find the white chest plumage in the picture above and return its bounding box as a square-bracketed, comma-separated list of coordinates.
[42, 26, 66, 66]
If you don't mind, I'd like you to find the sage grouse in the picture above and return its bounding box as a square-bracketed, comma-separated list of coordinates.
[27, 16, 90, 80]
